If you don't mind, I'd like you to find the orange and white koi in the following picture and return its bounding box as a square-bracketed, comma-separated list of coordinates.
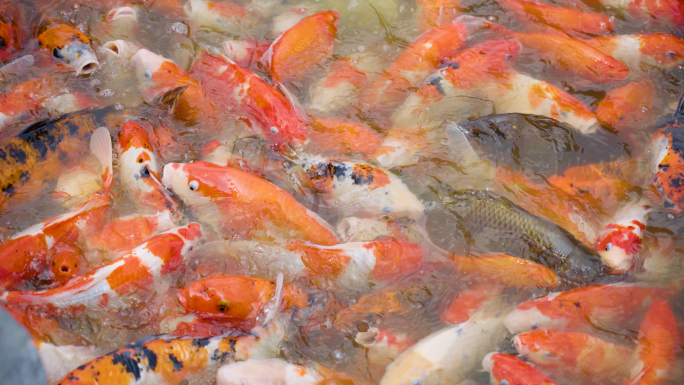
[514, 329, 635, 384]
[440, 283, 503, 325]
[649, 109, 684, 213]
[261, 10, 339, 82]
[101, 39, 141, 62]
[50, 242, 85, 284]
[217, 359, 324, 385]
[190, 52, 308, 145]
[116, 121, 181, 218]
[594, 199, 651, 274]
[506, 29, 629, 83]
[482, 353, 558, 385]
[583, 34, 684, 73]
[450, 253, 561, 289]
[415, 0, 463, 32]
[299, 157, 425, 220]
[580, 0, 683, 26]
[626, 299, 680, 385]
[183, 0, 257, 33]
[0, 224, 202, 312]
[98, 5, 140, 39]
[503, 283, 674, 334]
[360, 15, 496, 113]
[334, 288, 406, 329]
[596, 80, 656, 132]
[178, 275, 307, 325]
[222, 39, 270, 69]
[498, 0, 613, 38]
[0, 1, 22, 62]
[307, 53, 383, 114]
[0, 76, 56, 128]
[162, 161, 337, 245]
[355, 327, 414, 367]
[35, 341, 101, 385]
[37, 20, 100, 75]
[306, 117, 383, 157]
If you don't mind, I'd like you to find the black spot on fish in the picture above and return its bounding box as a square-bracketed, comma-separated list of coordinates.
[211, 348, 230, 361]
[30, 139, 49, 159]
[111, 351, 142, 381]
[444, 61, 459, 70]
[168, 354, 183, 371]
[58, 151, 68, 162]
[5, 183, 15, 196]
[76, 364, 87, 371]
[427, 76, 446, 95]
[331, 162, 348, 179]
[574, 302, 581, 308]
[669, 178, 683, 188]
[351, 164, 375, 186]
[8, 147, 26, 163]
[191, 339, 210, 348]
[66, 120, 80, 136]
[0, 149, 6, 160]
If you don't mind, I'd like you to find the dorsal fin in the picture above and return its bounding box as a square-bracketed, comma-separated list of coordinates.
[90, 127, 113, 190]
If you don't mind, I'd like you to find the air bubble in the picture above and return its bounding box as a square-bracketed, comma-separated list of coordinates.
[331, 348, 345, 362]
[171, 22, 189, 36]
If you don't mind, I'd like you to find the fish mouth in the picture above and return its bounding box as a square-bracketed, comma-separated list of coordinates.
[108, 6, 138, 22]
[102, 40, 140, 60]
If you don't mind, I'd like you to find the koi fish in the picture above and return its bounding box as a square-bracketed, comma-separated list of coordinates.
[84, 211, 177, 257]
[101, 40, 141, 61]
[594, 200, 651, 274]
[189, 52, 308, 146]
[50, 242, 85, 284]
[583, 34, 684, 73]
[299, 157, 425, 220]
[37, 20, 100, 75]
[261, 10, 339, 82]
[626, 299, 679, 385]
[649, 106, 684, 213]
[0, 224, 202, 313]
[596, 80, 656, 132]
[334, 289, 406, 329]
[450, 253, 560, 289]
[498, 0, 613, 38]
[306, 117, 383, 157]
[0, 76, 56, 128]
[355, 327, 414, 367]
[161, 161, 338, 245]
[514, 329, 635, 384]
[440, 283, 503, 325]
[415, 0, 463, 32]
[506, 29, 629, 83]
[116, 121, 181, 217]
[360, 15, 496, 113]
[217, 359, 326, 385]
[183, 0, 257, 33]
[503, 283, 674, 334]
[580, 0, 683, 26]
[0, 1, 22, 62]
[307, 53, 383, 114]
[222, 39, 270, 68]
[98, 5, 140, 39]
[482, 353, 558, 385]
[178, 275, 307, 325]
[35, 342, 101, 385]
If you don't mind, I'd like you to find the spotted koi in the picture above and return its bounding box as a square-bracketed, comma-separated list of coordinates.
[0, 1, 23, 62]
[440, 283, 504, 325]
[37, 20, 99, 76]
[649, 111, 684, 213]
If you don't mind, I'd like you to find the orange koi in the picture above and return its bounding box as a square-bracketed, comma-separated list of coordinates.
[503, 284, 674, 334]
[37, 20, 99, 75]
[482, 353, 558, 385]
[355, 327, 414, 367]
[50, 242, 85, 284]
[306, 117, 382, 157]
[184, 0, 257, 33]
[415, 0, 463, 32]
[581, 0, 683, 26]
[594, 200, 651, 274]
[0, 223, 202, 313]
[583, 34, 684, 73]
[596, 80, 656, 132]
[161, 313, 237, 337]
[334, 289, 406, 329]
[0, 76, 56, 128]
[626, 300, 680, 385]
[649, 112, 684, 213]
[360, 15, 496, 113]
[261, 10, 339, 82]
[451, 253, 561, 289]
[162, 161, 337, 245]
[116, 121, 181, 218]
[0, 1, 22, 62]
[190, 52, 308, 145]
[178, 275, 307, 324]
[440, 283, 503, 325]
[498, 0, 613, 38]
[222, 39, 270, 69]
[514, 329, 635, 384]
[307, 53, 383, 114]
[84, 211, 177, 257]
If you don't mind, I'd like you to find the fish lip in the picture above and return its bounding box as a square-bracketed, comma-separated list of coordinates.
[107, 6, 138, 22]
[102, 40, 140, 60]
[481, 352, 495, 372]
[161, 163, 176, 189]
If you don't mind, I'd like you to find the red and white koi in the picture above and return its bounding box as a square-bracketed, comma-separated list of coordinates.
[221, 39, 270, 69]
[0, 223, 202, 313]
[440, 283, 504, 325]
[261, 10, 339, 82]
[307, 53, 383, 114]
[514, 328, 635, 384]
[37, 20, 100, 76]
[482, 353, 558, 385]
[594, 199, 651, 274]
[503, 283, 674, 334]
[35, 341, 101, 385]
[355, 327, 414, 367]
[49, 242, 85, 284]
[98, 5, 140, 39]
[595, 80, 656, 132]
[580, 0, 683, 26]
[648, 114, 684, 213]
[583, 34, 684, 73]
[162, 161, 338, 245]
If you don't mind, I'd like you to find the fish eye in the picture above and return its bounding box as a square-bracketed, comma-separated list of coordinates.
[53, 48, 61, 58]
[188, 180, 199, 191]
[0, 36, 5, 49]
[665, 51, 677, 59]
[217, 300, 230, 312]
[606, 242, 612, 251]
[270, 126, 279, 134]
[505, 54, 513, 62]
[144, 70, 152, 79]
[137, 157, 143, 163]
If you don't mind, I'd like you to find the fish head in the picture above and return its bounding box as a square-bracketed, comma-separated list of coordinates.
[514, 329, 578, 367]
[594, 223, 643, 274]
[106, 5, 138, 23]
[117, 121, 161, 180]
[101, 40, 141, 60]
[639, 34, 684, 68]
[442, 39, 521, 83]
[503, 299, 567, 334]
[560, 245, 605, 283]
[131, 48, 195, 102]
[162, 161, 233, 208]
[649, 126, 684, 213]
[38, 21, 99, 75]
[178, 275, 273, 320]
[50, 245, 84, 284]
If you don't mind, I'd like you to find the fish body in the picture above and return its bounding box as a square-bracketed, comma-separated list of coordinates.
[35, 342, 101, 385]
[0, 76, 57, 128]
[451, 253, 560, 289]
[595, 80, 656, 132]
[355, 327, 414, 367]
[84, 211, 177, 257]
[482, 353, 558, 385]
[162, 161, 338, 245]
[306, 117, 382, 157]
[581, 0, 683, 26]
[222, 39, 270, 69]
[503, 283, 673, 334]
[190, 52, 308, 146]
[649, 116, 684, 213]
[261, 10, 339, 82]
[184, 0, 257, 33]
[0, 224, 202, 312]
[216, 359, 323, 385]
[583, 34, 684, 73]
[415, 0, 463, 32]
[436, 187, 603, 283]
[440, 283, 503, 325]
[514, 329, 635, 384]
[0, 1, 22, 62]
[37, 20, 100, 75]
[594, 200, 651, 274]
